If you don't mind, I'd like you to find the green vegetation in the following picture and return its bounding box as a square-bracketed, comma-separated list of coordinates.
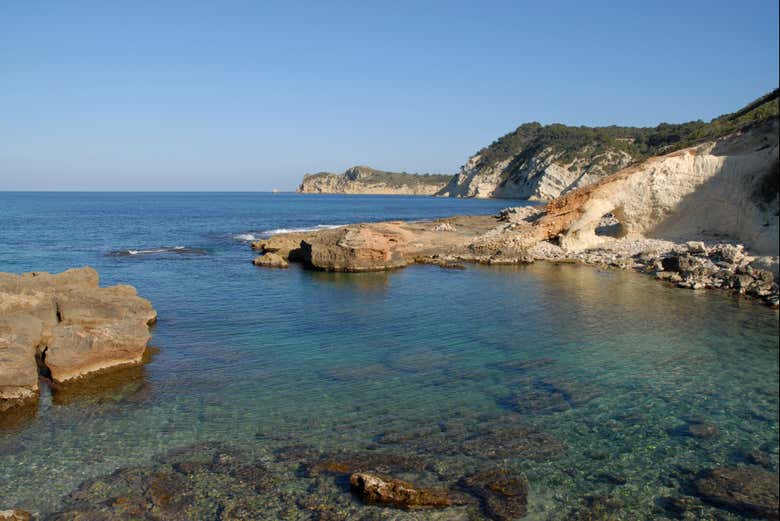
[477, 89, 779, 168]
[303, 166, 452, 188]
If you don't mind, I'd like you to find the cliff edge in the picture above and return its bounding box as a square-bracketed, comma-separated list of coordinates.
[438, 89, 779, 201]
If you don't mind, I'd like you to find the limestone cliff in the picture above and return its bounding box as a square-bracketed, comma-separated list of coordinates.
[438, 89, 780, 201]
[539, 118, 780, 256]
[437, 129, 635, 200]
[297, 166, 451, 195]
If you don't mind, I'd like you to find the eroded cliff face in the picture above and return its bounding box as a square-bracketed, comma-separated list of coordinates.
[256, 120, 779, 282]
[437, 146, 634, 200]
[297, 166, 450, 195]
[543, 119, 779, 255]
[438, 90, 779, 202]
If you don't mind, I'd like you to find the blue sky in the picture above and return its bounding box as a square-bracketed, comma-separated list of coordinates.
[1, 1, 778, 190]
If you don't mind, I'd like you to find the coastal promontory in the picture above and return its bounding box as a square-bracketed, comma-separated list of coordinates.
[256, 111, 780, 306]
[0, 267, 157, 411]
[297, 166, 451, 195]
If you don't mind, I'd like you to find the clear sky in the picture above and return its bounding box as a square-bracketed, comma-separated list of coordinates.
[1, 1, 778, 191]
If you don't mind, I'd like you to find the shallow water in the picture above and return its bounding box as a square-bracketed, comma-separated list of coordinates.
[0, 193, 778, 519]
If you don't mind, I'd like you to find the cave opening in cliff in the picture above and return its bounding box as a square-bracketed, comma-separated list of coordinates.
[595, 213, 623, 237]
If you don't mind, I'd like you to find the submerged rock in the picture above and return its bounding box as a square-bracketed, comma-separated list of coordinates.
[657, 495, 706, 518]
[565, 495, 624, 520]
[0, 510, 31, 521]
[349, 472, 452, 509]
[47, 443, 279, 520]
[304, 450, 430, 478]
[0, 267, 156, 410]
[460, 469, 529, 520]
[694, 466, 779, 519]
[460, 424, 567, 460]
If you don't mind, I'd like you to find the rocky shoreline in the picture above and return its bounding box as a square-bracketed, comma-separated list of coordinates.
[250, 211, 779, 308]
[254, 118, 780, 307]
[0, 267, 157, 412]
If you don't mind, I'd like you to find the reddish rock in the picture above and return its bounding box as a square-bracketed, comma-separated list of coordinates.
[349, 472, 452, 509]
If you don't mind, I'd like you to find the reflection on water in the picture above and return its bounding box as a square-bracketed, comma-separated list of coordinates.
[0, 400, 38, 434]
[50, 363, 153, 407]
[307, 269, 394, 292]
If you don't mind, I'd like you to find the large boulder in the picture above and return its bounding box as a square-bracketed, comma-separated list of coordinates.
[0, 267, 156, 409]
[301, 224, 414, 271]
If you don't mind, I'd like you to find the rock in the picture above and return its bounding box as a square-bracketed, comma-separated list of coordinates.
[304, 451, 429, 478]
[657, 495, 705, 517]
[251, 233, 310, 261]
[252, 253, 289, 269]
[686, 422, 718, 439]
[349, 472, 452, 509]
[0, 510, 31, 521]
[0, 267, 156, 409]
[460, 469, 529, 520]
[694, 466, 779, 519]
[670, 421, 718, 439]
[44, 319, 152, 383]
[742, 449, 776, 470]
[0, 314, 42, 409]
[565, 495, 624, 520]
[686, 241, 707, 254]
[301, 224, 414, 272]
[460, 425, 567, 460]
[719, 244, 745, 264]
[433, 222, 456, 232]
[511, 389, 570, 414]
[48, 443, 280, 520]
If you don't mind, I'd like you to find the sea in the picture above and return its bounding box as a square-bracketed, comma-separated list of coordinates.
[0, 192, 778, 519]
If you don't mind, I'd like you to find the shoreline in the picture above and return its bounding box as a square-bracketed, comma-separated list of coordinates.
[251, 211, 780, 308]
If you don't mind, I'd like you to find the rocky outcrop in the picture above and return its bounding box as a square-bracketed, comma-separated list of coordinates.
[250, 215, 509, 272]
[0, 267, 156, 411]
[252, 252, 288, 269]
[297, 166, 451, 195]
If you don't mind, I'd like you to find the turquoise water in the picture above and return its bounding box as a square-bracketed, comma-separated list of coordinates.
[0, 193, 778, 519]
